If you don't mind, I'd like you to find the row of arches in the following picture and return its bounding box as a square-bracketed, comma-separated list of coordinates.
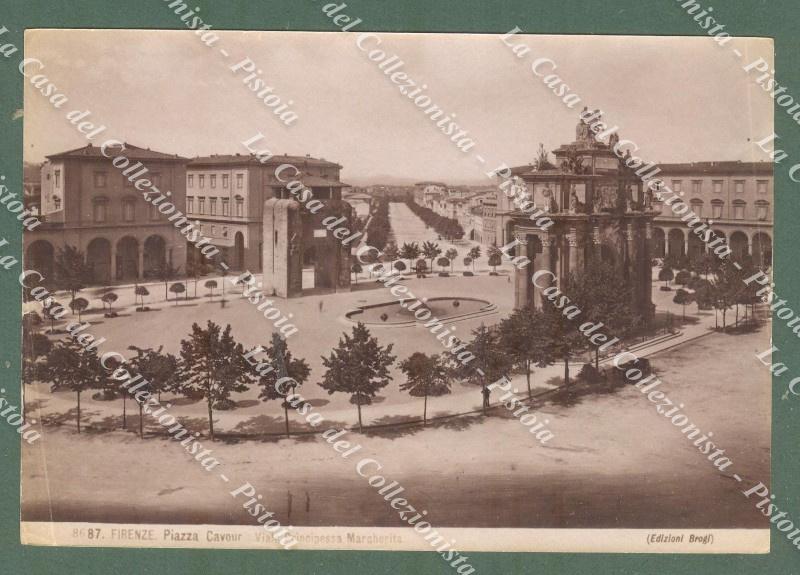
[26, 235, 169, 284]
[652, 228, 772, 267]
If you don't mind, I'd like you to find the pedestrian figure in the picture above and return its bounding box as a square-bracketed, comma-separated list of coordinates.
[319, 300, 324, 313]
[507, 275, 511, 283]
[287, 490, 293, 519]
[482, 385, 491, 411]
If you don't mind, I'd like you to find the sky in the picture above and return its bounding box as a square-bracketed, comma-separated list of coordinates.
[23, 29, 773, 185]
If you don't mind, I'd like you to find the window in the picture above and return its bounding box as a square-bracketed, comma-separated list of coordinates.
[54, 170, 61, 188]
[198, 197, 206, 214]
[236, 174, 244, 189]
[123, 198, 136, 222]
[152, 173, 162, 188]
[210, 198, 217, 215]
[690, 199, 703, 217]
[223, 174, 229, 188]
[211, 174, 217, 188]
[222, 198, 229, 216]
[713, 180, 723, 194]
[235, 197, 244, 217]
[222, 227, 229, 238]
[733, 200, 745, 220]
[188, 175, 194, 187]
[211, 225, 216, 235]
[711, 200, 723, 219]
[94, 172, 108, 188]
[692, 180, 702, 194]
[672, 180, 682, 193]
[734, 180, 745, 194]
[199, 175, 205, 188]
[757, 180, 768, 194]
[149, 203, 159, 220]
[93, 198, 108, 222]
[53, 196, 61, 211]
[756, 201, 770, 220]
[187, 196, 194, 213]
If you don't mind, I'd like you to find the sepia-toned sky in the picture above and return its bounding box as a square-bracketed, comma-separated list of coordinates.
[23, 30, 773, 184]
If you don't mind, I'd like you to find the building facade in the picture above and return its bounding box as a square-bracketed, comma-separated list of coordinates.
[650, 161, 773, 267]
[185, 153, 344, 273]
[26, 143, 189, 284]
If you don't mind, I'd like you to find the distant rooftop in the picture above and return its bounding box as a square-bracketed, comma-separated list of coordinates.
[656, 161, 773, 176]
[190, 153, 340, 168]
[46, 143, 188, 162]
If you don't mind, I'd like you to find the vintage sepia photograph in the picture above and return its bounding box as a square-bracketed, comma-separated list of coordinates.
[17, 26, 775, 560]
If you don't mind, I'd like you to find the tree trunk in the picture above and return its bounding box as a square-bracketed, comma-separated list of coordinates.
[76, 390, 81, 434]
[525, 363, 532, 399]
[139, 405, 144, 438]
[595, 347, 600, 370]
[564, 355, 570, 386]
[122, 393, 127, 429]
[356, 395, 363, 433]
[423, 394, 428, 426]
[207, 399, 215, 440]
[284, 402, 290, 438]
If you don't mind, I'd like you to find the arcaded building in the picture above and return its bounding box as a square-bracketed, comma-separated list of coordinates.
[651, 162, 773, 267]
[506, 122, 656, 321]
[27, 143, 189, 284]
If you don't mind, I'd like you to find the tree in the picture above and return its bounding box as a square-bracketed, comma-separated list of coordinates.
[399, 242, 420, 268]
[42, 306, 60, 333]
[462, 323, 511, 413]
[568, 263, 640, 369]
[320, 322, 395, 432]
[22, 327, 52, 384]
[540, 300, 584, 386]
[658, 266, 674, 289]
[43, 338, 105, 433]
[421, 241, 442, 271]
[134, 285, 150, 309]
[399, 352, 451, 426]
[437, 257, 450, 272]
[383, 242, 399, 266]
[351, 261, 363, 284]
[463, 256, 472, 271]
[125, 346, 180, 436]
[488, 251, 502, 273]
[69, 297, 89, 322]
[169, 282, 186, 304]
[711, 260, 741, 331]
[675, 270, 691, 286]
[393, 260, 407, 273]
[205, 279, 218, 300]
[673, 288, 693, 320]
[468, 246, 481, 271]
[178, 321, 254, 440]
[155, 261, 180, 301]
[53, 245, 92, 303]
[499, 306, 552, 398]
[415, 259, 428, 277]
[101, 292, 118, 314]
[255, 333, 311, 437]
[445, 248, 458, 272]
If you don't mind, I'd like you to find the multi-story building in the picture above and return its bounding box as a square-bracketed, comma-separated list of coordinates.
[185, 153, 344, 272]
[650, 161, 773, 267]
[26, 143, 189, 283]
[413, 181, 447, 208]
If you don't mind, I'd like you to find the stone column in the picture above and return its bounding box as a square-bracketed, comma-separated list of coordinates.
[644, 221, 654, 322]
[592, 224, 602, 261]
[137, 248, 144, 280]
[542, 234, 556, 286]
[110, 242, 117, 281]
[513, 231, 529, 310]
[568, 226, 583, 279]
[624, 223, 638, 306]
[530, 235, 544, 309]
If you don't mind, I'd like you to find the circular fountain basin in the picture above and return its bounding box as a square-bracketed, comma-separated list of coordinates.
[347, 297, 493, 325]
